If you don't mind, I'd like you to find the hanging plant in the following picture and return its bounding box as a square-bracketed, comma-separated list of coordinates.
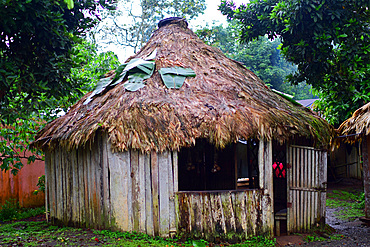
[84, 49, 157, 105]
[159, 67, 196, 89]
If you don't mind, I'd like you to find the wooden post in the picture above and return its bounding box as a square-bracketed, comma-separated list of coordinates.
[363, 136, 370, 218]
[259, 139, 273, 236]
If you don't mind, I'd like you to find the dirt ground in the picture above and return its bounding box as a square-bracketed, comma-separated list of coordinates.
[276, 178, 370, 247]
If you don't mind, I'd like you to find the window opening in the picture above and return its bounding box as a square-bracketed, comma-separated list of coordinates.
[236, 139, 259, 189]
[178, 138, 260, 191]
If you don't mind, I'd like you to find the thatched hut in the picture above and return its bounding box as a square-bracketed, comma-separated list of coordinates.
[337, 102, 370, 220]
[33, 18, 333, 240]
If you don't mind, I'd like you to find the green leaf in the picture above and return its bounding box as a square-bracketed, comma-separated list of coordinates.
[159, 67, 196, 89]
[128, 72, 152, 83]
[123, 82, 146, 91]
[160, 74, 186, 89]
[64, 0, 74, 9]
[159, 67, 196, 77]
[83, 77, 112, 105]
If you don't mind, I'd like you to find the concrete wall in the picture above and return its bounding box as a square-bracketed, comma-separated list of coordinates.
[0, 154, 45, 208]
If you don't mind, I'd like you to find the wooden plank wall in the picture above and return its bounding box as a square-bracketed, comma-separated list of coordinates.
[176, 190, 264, 241]
[286, 145, 327, 233]
[45, 134, 178, 238]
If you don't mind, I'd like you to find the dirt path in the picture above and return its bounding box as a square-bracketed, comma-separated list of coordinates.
[277, 179, 370, 246]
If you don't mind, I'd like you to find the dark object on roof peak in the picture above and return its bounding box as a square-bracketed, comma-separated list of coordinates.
[158, 17, 188, 28]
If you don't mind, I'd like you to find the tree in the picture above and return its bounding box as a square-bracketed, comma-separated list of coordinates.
[93, 0, 206, 53]
[0, 41, 120, 175]
[196, 24, 313, 99]
[0, 0, 116, 123]
[220, 0, 370, 125]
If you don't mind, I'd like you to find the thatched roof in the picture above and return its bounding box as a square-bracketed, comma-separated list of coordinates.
[337, 102, 370, 144]
[33, 18, 333, 153]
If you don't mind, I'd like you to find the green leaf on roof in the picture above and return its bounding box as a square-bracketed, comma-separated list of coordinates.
[159, 67, 196, 89]
[83, 49, 157, 103]
[123, 82, 146, 92]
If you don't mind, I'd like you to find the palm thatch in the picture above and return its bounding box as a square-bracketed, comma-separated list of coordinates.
[337, 102, 370, 144]
[33, 18, 333, 153]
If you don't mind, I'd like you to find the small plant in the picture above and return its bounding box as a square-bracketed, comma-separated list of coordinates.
[0, 199, 45, 222]
[0, 199, 19, 221]
[33, 175, 45, 195]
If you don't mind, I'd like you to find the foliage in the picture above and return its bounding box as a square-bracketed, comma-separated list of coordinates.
[159, 67, 196, 89]
[93, 0, 206, 54]
[0, 199, 44, 222]
[0, 0, 116, 123]
[196, 24, 313, 100]
[0, 118, 44, 175]
[33, 175, 45, 195]
[0, 41, 119, 173]
[0, 220, 276, 246]
[220, 0, 370, 125]
[326, 189, 365, 220]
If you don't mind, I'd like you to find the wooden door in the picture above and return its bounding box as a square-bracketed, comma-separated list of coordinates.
[286, 145, 327, 233]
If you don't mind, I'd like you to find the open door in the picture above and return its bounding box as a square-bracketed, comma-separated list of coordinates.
[286, 145, 327, 233]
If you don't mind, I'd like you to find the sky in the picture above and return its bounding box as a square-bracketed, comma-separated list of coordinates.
[190, 0, 247, 29]
[104, 0, 248, 61]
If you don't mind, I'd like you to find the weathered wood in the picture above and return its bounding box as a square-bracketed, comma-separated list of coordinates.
[113, 150, 132, 231]
[287, 145, 293, 234]
[131, 150, 140, 231]
[144, 153, 154, 235]
[71, 149, 78, 226]
[101, 134, 110, 228]
[138, 152, 146, 232]
[176, 190, 263, 241]
[158, 151, 170, 238]
[151, 151, 160, 235]
[45, 152, 51, 222]
[168, 152, 176, 235]
[77, 148, 85, 226]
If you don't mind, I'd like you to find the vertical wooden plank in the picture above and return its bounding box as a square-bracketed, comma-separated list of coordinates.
[91, 139, 101, 228]
[101, 134, 110, 228]
[168, 152, 176, 235]
[151, 151, 160, 235]
[44, 152, 51, 222]
[258, 139, 265, 190]
[202, 194, 214, 239]
[158, 151, 170, 238]
[210, 193, 226, 237]
[78, 148, 85, 227]
[109, 149, 132, 231]
[299, 148, 304, 232]
[71, 149, 78, 226]
[144, 153, 154, 235]
[320, 151, 327, 225]
[131, 150, 140, 231]
[49, 150, 56, 223]
[172, 151, 178, 193]
[234, 192, 248, 238]
[307, 149, 312, 230]
[286, 144, 293, 235]
[314, 150, 319, 223]
[138, 152, 147, 233]
[56, 147, 62, 223]
[172, 151, 179, 236]
[66, 149, 72, 225]
[220, 192, 236, 233]
[263, 140, 273, 236]
[86, 147, 93, 228]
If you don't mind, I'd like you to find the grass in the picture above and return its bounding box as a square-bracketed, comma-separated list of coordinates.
[0, 199, 45, 222]
[0, 220, 276, 247]
[326, 189, 365, 221]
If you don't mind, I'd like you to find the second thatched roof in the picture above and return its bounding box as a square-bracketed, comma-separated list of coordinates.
[33, 18, 333, 153]
[337, 102, 370, 144]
